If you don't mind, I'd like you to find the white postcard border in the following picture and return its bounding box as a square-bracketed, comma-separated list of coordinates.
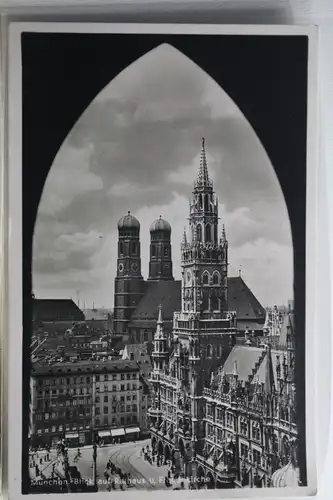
[7, 22, 318, 500]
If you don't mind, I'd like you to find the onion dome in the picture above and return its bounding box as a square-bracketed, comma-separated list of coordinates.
[271, 461, 300, 488]
[149, 215, 171, 233]
[117, 211, 140, 230]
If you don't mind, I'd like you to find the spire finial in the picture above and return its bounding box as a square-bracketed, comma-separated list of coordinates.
[157, 303, 163, 325]
[197, 137, 210, 186]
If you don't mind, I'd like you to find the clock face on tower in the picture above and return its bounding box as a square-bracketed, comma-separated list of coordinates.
[131, 262, 138, 272]
[118, 263, 124, 272]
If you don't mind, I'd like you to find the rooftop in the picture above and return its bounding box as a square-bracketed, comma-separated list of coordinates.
[31, 359, 139, 376]
[33, 299, 85, 322]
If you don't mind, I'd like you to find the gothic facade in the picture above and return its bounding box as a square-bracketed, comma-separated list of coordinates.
[148, 139, 299, 489]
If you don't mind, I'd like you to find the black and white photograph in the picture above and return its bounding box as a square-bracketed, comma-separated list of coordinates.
[7, 23, 317, 498]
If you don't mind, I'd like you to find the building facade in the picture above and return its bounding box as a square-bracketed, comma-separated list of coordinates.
[148, 139, 299, 489]
[30, 359, 142, 448]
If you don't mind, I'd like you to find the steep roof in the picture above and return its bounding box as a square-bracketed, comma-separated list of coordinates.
[227, 277, 265, 321]
[131, 280, 181, 321]
[33, 299, 85, 322]
[129, 277, 264, 326]
[223, 344, 282, 387]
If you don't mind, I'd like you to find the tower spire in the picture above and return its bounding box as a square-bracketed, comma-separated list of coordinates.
[197, 137, 210, 187]
[155, 304, 165, 339]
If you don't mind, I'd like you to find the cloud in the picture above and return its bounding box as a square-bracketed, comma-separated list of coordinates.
[33, 44, 293, 308]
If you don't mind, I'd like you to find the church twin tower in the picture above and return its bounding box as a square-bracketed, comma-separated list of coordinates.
[113, 138, 229, 336]
[113, 210, 174, 336]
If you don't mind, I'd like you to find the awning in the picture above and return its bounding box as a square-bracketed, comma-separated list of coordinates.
[98, 430, 111, 438]
[125, 427, 140, 434]
[66, 433, 79, 439]
[111, 428, 125, 437]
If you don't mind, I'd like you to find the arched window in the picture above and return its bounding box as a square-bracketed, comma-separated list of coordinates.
[211, 291, 219, 311]
[207, 344, 212, 358]
[213, 272, 219, 285]
[131, 241, 137, 255]
[151, 245, 156, 258]
[199, 195, 203, 209]
[204, 194, 209, 212]
[196, 224, 202, 242]
[164, 246, 169, 257]
[119, 241, 124, 255]
[205, 224, 211, 242]
[202, 289, 209, 310]
[202, 273, 209, 285]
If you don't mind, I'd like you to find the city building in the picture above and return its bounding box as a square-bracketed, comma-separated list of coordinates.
[148, 139, 299, 489]
[33, 298, 85, 333]
[30, 359, 142, 448]
[113, 141, 265, 344]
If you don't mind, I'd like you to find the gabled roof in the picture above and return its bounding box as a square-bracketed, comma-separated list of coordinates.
[131, 280, 181, 321]
[129, 277, 264, 326]
[33, 299, 85, 322]
[227, 277, 265, 321]
[222, 344, 283, 387]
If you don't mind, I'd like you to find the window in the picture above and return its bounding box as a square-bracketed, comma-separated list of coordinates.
[241, 443, 249, 458]
[253, 449, 261, 466]
[104, 384, 108, 392]
[252, 424, 260, 441]
[126, 405, 131, 412]
[132, 373, 137, 379]
[120, 405, 125, 413]
[112, 385, 117, 392]
[213, 273, 219, 285]
[131, 242, 137, 255]
[132, 395, 137, 401]
[132, 404, 136, 411]
[127, 384, 131, 390]
[96, 408, 100, 415]
[196, 225, 202, 242]
[121, 385, 125, 391]
[120, 417, 125, 425]
[202, 273, 209, 285]
[104, 396, 108, 403]
[112, 406, 117, 413]
[119, 241, 124, 255]
[121, 374, 125, 380]
[205, 224, 211, 242]
[120, 396, 125, 402]
[127, 374, 131, 380]
[96, 375, 100, 382]
[240, 421, 248, 435]
[113, 374, 117, 381]
[152, 245, 156, 258]
[112, 418, 117, 425]
[206, 345, 212, 358]
[104, 407, 109, 415]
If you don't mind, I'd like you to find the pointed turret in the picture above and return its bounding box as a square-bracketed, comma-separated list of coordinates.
[181, 227, 188, 247]
[196, 137, 210, 187]
[155, 304, 165, 339]
[265, 344, 275, 394]
[220, 224, 227, 245]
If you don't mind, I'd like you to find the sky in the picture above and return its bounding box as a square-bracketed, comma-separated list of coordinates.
[32, 44, 293, 309]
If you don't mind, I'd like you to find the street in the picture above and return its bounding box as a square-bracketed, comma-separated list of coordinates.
[30, 439, 176, 491]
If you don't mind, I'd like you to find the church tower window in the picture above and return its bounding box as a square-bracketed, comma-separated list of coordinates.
[152, 245, 156, 258]
[131, 241, 137, 255]
[213, 272, 220, 285]
[202, 272, 209, 285]
[119, 241, 124, 255]
[205, 223, 211, 242]
[196, 224, 202, 242]
[207, 344, 212, 358]
[204, 193, 209, 212]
